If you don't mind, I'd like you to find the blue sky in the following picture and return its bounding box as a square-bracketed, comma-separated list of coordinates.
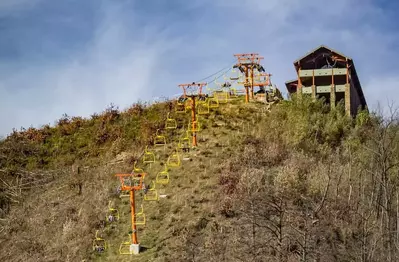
[1, 0, 399, 135]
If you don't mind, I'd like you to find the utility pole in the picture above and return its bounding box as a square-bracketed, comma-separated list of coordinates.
[115, 172, 146, 254]
[178, 82, 207, 147]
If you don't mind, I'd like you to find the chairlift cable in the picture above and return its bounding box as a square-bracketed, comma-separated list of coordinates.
[194, 59, 237, 83]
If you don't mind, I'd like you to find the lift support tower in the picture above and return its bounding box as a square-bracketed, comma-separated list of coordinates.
[178, 82, 207, 147]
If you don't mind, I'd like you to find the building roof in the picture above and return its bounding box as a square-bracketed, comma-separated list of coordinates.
[293, 45, 352, 65]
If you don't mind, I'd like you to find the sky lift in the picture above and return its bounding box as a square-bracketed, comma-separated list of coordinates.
[167, 148, 181, 168]
[133, 161, 144, 174]
[175, 96, 188, 113]
[144, 181, 159, 201]
[213, 77, 230, 103]
[229, 68, 240, 81]
[156, 166, 170, 185]
[133, 204, 146, 226]
[142, 146, 155, 164]
[178, 130, 191, 152]
[119, 234, 134, 255]
[229, 87, 238, 98]
[197, 96, 210, 115]
[106, 201, 120, 223]
[213, 90, 229, 104]
[209, 97, 219, 108]
[165, 112, 177, 129]
[205, 85, 215, 97]
[92, 230, 107, 253]
[154, 129, 167, 148]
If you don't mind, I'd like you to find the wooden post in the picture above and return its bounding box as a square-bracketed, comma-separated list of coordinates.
[345, 61, 351, 116]
[330, 68, 335, 109]
[296, 66, 302, 100]
[311, 69, 316, 100]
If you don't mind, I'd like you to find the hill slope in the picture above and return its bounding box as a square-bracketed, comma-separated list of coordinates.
[1, 96, 399, 262]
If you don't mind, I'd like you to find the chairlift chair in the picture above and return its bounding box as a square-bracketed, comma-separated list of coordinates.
[229, 88, 238, 98]
[205, 85, 215, 97]
[209, 97, 219, 108]
[214, 90, 229, 104]
[142, 146, 155, 164]
[175, 96, 188, 113]
[167, 149, 181, 168]
[178, 131, 191, 151]
[197, 98, 210, 115]
[106, 201, 120, 223]
[154, 129, 167, 148]
[133, 161, 144, 173]
[119, 235, 133, 255]
[230, 68, 240, 81]
[92, 230, 107, 253]
[156, 166, 170, 185]
[144, 181, 159, 201]
[165, 112, 177, 129]
[134, 204, 146, 226]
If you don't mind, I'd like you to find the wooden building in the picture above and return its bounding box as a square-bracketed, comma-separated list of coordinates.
[285, 45, 367, 116]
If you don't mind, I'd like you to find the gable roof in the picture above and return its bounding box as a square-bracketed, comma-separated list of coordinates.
[293, 45, 352, 65]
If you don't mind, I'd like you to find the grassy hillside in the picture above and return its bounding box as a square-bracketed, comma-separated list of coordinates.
[1, 95, 399, 262]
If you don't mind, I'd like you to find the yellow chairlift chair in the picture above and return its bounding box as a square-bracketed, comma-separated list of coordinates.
[106, 201, 120, 223]
[214, 90, 229, 104]
[119, 234, 133, 255]
[209, 97, 219, 108]
[178, 131, 191, 152]
[92, 230, 107, 253]
[134, 204, 146, 226]
[118, 185, 130, 198]
[175, 96, 188, 113]
[165, 112, 177, 129]
[142, 146, 155, 164]
[156, 166, 170, 185]
[144, 181, 159, 201]
[154, 129, 167, 148]
[167, 149, 181, 168]
[133, 161, 144, 173]
[205, 85, 215, 97]
[230, 68, 240, 81]
[229, 87, 238, 98]
[197, 96, 210, 115]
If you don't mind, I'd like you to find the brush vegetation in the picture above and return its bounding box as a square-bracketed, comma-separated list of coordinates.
[1, 96, 399, 262]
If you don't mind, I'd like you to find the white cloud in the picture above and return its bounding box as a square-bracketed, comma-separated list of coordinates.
[0, 2, 179, 135]
[0, 0, 398, 135]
